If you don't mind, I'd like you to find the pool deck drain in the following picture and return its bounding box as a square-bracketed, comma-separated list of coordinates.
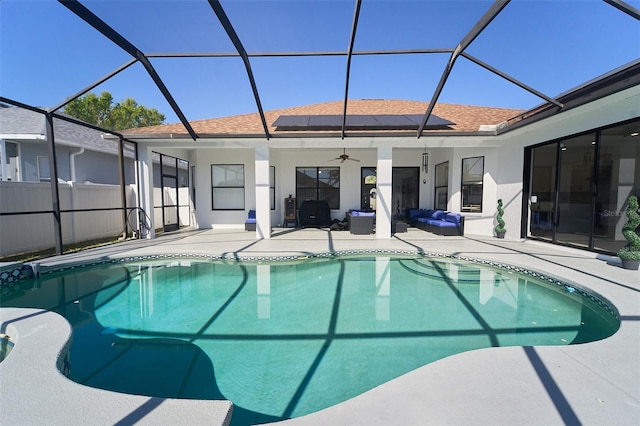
[1, 228, 638, 425]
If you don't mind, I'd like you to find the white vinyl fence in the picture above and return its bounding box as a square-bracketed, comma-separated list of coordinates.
[0, 181, 138, 257]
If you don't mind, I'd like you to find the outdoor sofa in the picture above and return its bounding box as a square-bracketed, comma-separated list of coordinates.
[406, 209, 465, 236]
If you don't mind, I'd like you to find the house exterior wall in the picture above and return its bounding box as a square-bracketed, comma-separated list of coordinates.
[496, 84, 640, 240]
[5, 139, 135, 185]
[181, 146, 483, 231]
[73, 150, 135, 185]
[190, 147, 255, 228]
[136, 85, 639, 242]
[450, 147, 500, 236]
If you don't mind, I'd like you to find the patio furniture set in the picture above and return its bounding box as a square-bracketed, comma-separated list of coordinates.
[246, 207, 464, 236]
[405, 209, 465, 236]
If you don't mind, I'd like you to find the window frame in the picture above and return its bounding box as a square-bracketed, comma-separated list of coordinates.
[270, 166, 276, 210]
[211, 164, 245, 210]
[434, 161, 449, 211]
[37, 155, 50, 182]
[295, 166, 340, 210]
[461, 156, 484, 213]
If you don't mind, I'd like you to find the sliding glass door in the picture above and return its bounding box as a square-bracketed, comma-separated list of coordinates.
[526, 118, 640, 254]
[556, 134, 595, 248]
[529, 144, 557, 241]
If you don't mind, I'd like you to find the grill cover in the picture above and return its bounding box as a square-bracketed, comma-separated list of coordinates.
[298, 200, 331, 228]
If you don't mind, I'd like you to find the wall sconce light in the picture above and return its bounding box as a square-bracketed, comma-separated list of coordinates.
[422, 150, 429, 174]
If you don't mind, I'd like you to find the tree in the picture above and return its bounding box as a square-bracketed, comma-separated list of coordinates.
[62, 91, 166, 131]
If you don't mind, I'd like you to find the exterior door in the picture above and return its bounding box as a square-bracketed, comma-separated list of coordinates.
[160, 154, 179, 232]
[361, 167, 377, 211]
[361, 167, 419, 215]
[392, 167, 419, 218]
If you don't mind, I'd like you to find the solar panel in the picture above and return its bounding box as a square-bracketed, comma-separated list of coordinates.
[272, 115, 311, 128]
[308, 115, 341, 127]
[272, 114, 455, 131]
[346, 115, 380, 127]
[375, 115, 416, 127]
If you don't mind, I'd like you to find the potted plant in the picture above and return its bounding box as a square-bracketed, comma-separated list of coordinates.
[617, 195, 640, 270]
[495, 199, 506, 239]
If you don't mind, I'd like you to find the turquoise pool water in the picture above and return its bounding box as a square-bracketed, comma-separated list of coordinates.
[0, 335, 14, 363]
[0, 255, 619, 424]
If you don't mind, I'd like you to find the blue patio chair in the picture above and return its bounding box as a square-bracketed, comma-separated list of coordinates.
[245, 210, 256, 231]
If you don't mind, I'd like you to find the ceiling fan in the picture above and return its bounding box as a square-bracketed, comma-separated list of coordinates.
[330, 148, 360, 163]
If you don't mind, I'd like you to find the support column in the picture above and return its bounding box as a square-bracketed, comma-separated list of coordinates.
[117, 137, 128, 239]
[44, 113, 63, 254]
[136, 145, 155, 239]
[255, 145, 271, 239]
[376, 146, 392, 239]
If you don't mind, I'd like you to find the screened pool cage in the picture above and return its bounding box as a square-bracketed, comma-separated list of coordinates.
[1, 0, 639, 258]
[0, 100, 143, 258]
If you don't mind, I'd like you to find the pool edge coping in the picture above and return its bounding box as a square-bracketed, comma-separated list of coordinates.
[2, 247, 631, 425]
[0, 307, 234, 426]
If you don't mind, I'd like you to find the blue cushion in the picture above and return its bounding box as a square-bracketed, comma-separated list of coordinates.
[431, 210, 446, 220]
[245, 218, 256, 224]
[358, 212, 375, 217]
[428, 220, 457, 228]
[248, 210, 256, 219]
[408, 208, 421, 218]
[445, 213, 461, 224]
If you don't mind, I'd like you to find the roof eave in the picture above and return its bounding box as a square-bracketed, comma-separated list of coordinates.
[498, 58, 640, 135]
[114, 130, 498, 141]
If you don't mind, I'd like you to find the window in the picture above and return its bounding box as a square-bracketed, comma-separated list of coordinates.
[461, 156, 484, 212]
[37, 156, 50, 182]
[435, 162, 449, 210]
[270, 166, 276, 210]
[211, 164, 244, 210]
[296, 167, 340, 209]
[1, 141, 20, 181]
[190, 165, 196, 209]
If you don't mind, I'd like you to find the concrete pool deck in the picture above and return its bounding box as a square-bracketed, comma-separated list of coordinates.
[1, 228, 639, 425]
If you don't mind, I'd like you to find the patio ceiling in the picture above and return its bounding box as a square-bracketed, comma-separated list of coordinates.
[0, 0, 639, 140]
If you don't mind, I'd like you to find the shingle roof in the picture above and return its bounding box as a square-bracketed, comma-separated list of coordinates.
[0, 106, 46, 134]
[124, 100, 525, 136]
[0, 107, 130, 155]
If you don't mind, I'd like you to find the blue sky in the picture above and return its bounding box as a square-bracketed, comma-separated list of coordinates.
[1, 0, 639, 124]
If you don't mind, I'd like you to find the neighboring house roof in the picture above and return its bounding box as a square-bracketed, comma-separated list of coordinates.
[0, 107, 131, 156]
[123, 100, 525, 137]
[0, 106, 47, 135]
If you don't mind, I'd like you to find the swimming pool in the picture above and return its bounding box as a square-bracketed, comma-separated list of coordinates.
[0, 253, 619, 425]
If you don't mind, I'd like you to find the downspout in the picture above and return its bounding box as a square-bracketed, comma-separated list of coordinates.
[70, 147, 85, 182]
[69, 148, 85, 245]
[0, 138, 7, 181]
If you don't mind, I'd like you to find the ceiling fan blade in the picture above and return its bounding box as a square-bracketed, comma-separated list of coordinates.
[348, 157, 360, 162]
